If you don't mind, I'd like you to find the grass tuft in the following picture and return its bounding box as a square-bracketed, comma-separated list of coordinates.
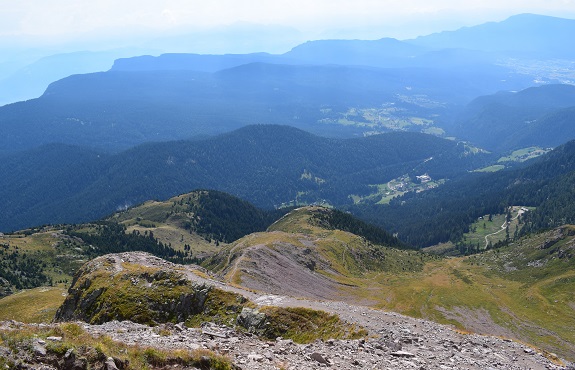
[0, 323, 234, 370]
[260, 306, 367, 343]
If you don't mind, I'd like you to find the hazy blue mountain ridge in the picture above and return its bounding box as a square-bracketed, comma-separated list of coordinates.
[1, 13, 572, 154]
[409, 13, 575, 58]
[111, 52, 284, 73]
[0, 61, 535, 154]
[452, 84, 575, 151]
[0, 49, 151, 106]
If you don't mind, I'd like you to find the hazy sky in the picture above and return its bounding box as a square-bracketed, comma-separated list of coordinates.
[2, 0, 575, 52]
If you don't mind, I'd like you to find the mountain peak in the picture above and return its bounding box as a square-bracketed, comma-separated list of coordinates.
[283, 37, 426, 67]
[410, 13, 575, 57]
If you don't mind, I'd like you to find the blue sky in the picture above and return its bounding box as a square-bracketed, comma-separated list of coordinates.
[1, 0, 575, 53]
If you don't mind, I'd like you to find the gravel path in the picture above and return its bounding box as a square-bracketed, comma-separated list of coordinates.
[72, 312, 568, 370]
[66, 253, 574, 369]
[7, 252, 569, 369]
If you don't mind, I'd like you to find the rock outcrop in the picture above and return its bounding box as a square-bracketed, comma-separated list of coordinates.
[0, 277, 13, 299]
[54, 252, 212, 325]
[43, 252, 573, 369]
[2, 318, 572, 370]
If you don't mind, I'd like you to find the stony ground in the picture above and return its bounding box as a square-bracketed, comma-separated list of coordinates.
[2, 252, 574, 369]
[4, 308, 568, 370]
[97, 295, 575, 370]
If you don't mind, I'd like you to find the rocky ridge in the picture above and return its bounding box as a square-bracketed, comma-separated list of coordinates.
[3, 252, 572, 369]
[1, 309, 570, 370]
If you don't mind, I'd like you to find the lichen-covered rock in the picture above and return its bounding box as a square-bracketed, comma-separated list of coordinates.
[0, 277, 13, 299]
[236, 307, 268, 333]
[54, 252, 212, 325]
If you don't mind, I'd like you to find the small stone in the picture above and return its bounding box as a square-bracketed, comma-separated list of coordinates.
[310, 352, 330, 364]
[105, 357, 119, 370]
[548, 353, 559, 361]
[248, 353, 265, 362]
[33, 342, 46, 357]
[391, 350, 416, 358]
[64, 348, 74, 359]
[46, 336, 63, 341]
[237, 308, 267, 333]
[385, 340, 402, 351]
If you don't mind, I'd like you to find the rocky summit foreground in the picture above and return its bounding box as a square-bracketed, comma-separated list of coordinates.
[1, 252, 570, 369]
[1, 312, 568, 370]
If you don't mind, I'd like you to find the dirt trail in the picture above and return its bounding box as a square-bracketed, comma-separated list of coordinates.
[94, 252, 572, 369]
[484, 207, 526, 248]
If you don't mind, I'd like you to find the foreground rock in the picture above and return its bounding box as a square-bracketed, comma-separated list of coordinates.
[39, 252, 574, 369]
[54, 252, 215, 324]
[1, 319, 571, 370]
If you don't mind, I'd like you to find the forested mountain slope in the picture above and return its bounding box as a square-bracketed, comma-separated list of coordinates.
[352, 139, 575, 247]
[0, 61, 532, 154]
[0, 125, 487, 232]
[451, 84, 575, 151]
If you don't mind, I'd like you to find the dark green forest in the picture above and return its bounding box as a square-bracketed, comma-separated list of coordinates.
[310, 208, 407, 249]
[159, 190, 292, 243]
[0, 125, 490, 232]
[0, 245, 50, 293]
[451, 84, 575, 151]
[65, 222, 197, 264]
[351, 139, 575, 248]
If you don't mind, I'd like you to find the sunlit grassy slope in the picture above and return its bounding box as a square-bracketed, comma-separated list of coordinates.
[209, 207, 575, 360]
[109, 190, 287, 258]
[2, 204, 574, 360]
[109, 191, 226, 257]
[1, 229, 89, 287]
[206, 206, 431, 283]
[0, 287, 67, 323]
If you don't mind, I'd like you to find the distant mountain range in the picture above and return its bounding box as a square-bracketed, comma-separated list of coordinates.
[410, 14, 575, 58]
[0, 49, 144, 107]
[0, 60, 535, 154]
[1, 13, 574, 153]
[1, 13, 575, 241]
[451, 84, 575, 151]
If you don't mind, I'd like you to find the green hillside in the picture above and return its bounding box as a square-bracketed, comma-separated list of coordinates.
[109, 190, 290, 257]
[0, 190, 288, 297]
[205, 206, 430, 299]
[352, 139, 575, 248]
[205, 207, 575, 359]
[452, 84, 575, 151]
[2, 201, 575, 359]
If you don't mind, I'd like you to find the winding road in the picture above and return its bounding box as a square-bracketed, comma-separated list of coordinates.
[484, 207, 526, 248]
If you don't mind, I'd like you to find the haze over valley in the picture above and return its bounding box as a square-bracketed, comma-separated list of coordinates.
[1, 3, 575, 368]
